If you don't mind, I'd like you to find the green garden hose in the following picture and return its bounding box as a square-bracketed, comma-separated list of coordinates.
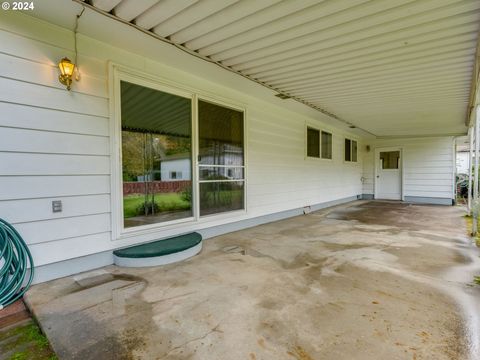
[0, 218, 34, 310]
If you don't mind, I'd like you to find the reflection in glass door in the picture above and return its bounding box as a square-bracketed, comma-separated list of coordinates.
[198, 100, 245, 216]
[120, 81, 193, 228]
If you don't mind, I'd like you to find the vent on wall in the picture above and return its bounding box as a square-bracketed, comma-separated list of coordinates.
[275, 93, 291, 100]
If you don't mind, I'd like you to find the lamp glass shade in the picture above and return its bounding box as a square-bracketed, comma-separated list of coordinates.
[58, 58, 75, 77]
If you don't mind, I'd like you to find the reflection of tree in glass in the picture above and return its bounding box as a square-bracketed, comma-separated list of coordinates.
[122, 130, 192, 218]
[122, 131, 145, 181]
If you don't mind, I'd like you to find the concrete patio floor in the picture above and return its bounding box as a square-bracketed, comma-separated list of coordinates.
[25, 201, 480, 360]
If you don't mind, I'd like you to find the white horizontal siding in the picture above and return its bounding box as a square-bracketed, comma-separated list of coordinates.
[248, 112, 363, 214]
[0, 176, 110, 200]
[16, 213, 111, 246]
[0, 10, 367, 274]
[0, 195, 110, 224]
[0, 128, 109, 155]
[363, 137, 454, 199]
[28, 232, 112, 266]
[362, 149, 375, 195]
[0, 153, 110, 175]
[0, 102, 109, 136]
[0, 12, 114, 268]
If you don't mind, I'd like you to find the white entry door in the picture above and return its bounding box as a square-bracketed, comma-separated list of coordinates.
[375, 148, 402, 200]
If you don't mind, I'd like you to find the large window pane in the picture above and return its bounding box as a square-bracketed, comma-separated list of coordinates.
[198, 100, 245, 216]
[307, 127, 320, 158]
[200, 182, 244, 216]
[345, 139, 351, 161]
[321, 131, 332, 159]
[121, 81, 193, 228]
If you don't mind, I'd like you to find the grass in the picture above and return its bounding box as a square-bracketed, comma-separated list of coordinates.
[0, 322, 57, 360]
[464, 215, 480, 286]
[123, 193, 190, 218]
[464, 214, 480, 247]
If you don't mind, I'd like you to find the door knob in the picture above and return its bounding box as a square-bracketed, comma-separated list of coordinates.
[376, 175, 379, 178]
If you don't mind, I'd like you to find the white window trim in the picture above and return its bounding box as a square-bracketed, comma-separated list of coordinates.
[197, 95, 247, 218]
[109, 63, 248, 241]
[320, 130, 333, 161]
[304, 122, 333, 161]
[305, 125, 320, 159]
[344, 137, 358, 163]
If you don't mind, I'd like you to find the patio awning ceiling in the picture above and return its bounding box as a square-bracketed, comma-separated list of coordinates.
[39, 0, 480, 137]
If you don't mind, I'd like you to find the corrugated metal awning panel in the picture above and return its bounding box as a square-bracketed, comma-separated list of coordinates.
[90, 0, 480, 136]
[121, 80, 192, 136]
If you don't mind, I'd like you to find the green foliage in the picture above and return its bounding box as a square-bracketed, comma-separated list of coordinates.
[2, 323, 56, 360]
[123, 193, 191, 218]
[10, 353, 27, 360]
[135, 200, 161, 216]
[121, 131, 147, 178]
[180, 188, 192, 203]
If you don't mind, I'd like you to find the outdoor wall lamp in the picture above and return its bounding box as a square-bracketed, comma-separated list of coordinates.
[58, 57, 75, 90]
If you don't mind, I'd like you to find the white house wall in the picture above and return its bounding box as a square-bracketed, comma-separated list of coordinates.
[362, 137, 455, 203]
[456, 151, 469, 174]
[160, 159, 191, 181]
[0, 12, 367, 281]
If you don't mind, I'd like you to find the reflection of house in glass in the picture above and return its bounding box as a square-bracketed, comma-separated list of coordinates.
[198, 144, 244, 180]
[159, 153, 191, 181]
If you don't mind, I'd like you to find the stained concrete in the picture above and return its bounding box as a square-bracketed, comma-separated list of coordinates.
[25, 201, 480, 360]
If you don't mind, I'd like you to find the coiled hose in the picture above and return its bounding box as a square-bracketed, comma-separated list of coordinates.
[0, 218, 34, 310]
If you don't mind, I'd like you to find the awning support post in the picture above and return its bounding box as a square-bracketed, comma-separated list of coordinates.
[473, 106, 480, 236]
[468, 127, 474, 215]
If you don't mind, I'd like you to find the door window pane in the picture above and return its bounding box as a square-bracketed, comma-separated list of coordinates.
[200, 182, 245, 216]
[121, 81, 193, 228]
[198, 101, 244, 166]
[321, 131, 332, 159]
[199, 167, 244, 180]
[198, 100, 245, 216]
[307, 127, 320, 158]
[380, 151, 400, 169]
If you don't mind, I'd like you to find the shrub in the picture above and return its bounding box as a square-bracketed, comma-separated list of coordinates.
[180, 187, 192, 202]
[136, 200, 160, 216]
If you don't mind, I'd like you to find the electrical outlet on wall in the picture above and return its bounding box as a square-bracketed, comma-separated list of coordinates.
[52, 200, 62, 213]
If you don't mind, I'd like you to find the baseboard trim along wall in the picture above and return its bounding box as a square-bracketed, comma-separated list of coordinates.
[403, 196, 453, 206]
[32, 195, 359, 284]
[361, 194, 374, 200]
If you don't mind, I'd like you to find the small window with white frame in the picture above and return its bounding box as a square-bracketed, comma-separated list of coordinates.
[344, 138, 357, 162]
[306, 126, 333, 160]
[321, 131, 332, 159]
[306, 127, 320, 158]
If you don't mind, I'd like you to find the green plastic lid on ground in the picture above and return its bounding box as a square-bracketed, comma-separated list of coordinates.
[113, 232, 202, 259]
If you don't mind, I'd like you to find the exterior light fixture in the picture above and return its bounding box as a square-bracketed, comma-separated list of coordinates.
[58, 57, 75, 90]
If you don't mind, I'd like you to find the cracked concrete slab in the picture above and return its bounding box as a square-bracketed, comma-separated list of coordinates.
[25, 201, 480, 359]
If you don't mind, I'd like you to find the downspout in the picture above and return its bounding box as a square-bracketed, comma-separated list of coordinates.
[475, 108, 480, 201]
[468, 127, 474, 215]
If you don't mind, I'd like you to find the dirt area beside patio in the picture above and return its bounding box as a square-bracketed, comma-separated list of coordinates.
[24, 201, 480, 360]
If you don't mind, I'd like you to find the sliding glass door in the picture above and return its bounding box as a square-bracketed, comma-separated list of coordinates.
[198, 100, 245, 216]
[118, 75, 246, 232]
